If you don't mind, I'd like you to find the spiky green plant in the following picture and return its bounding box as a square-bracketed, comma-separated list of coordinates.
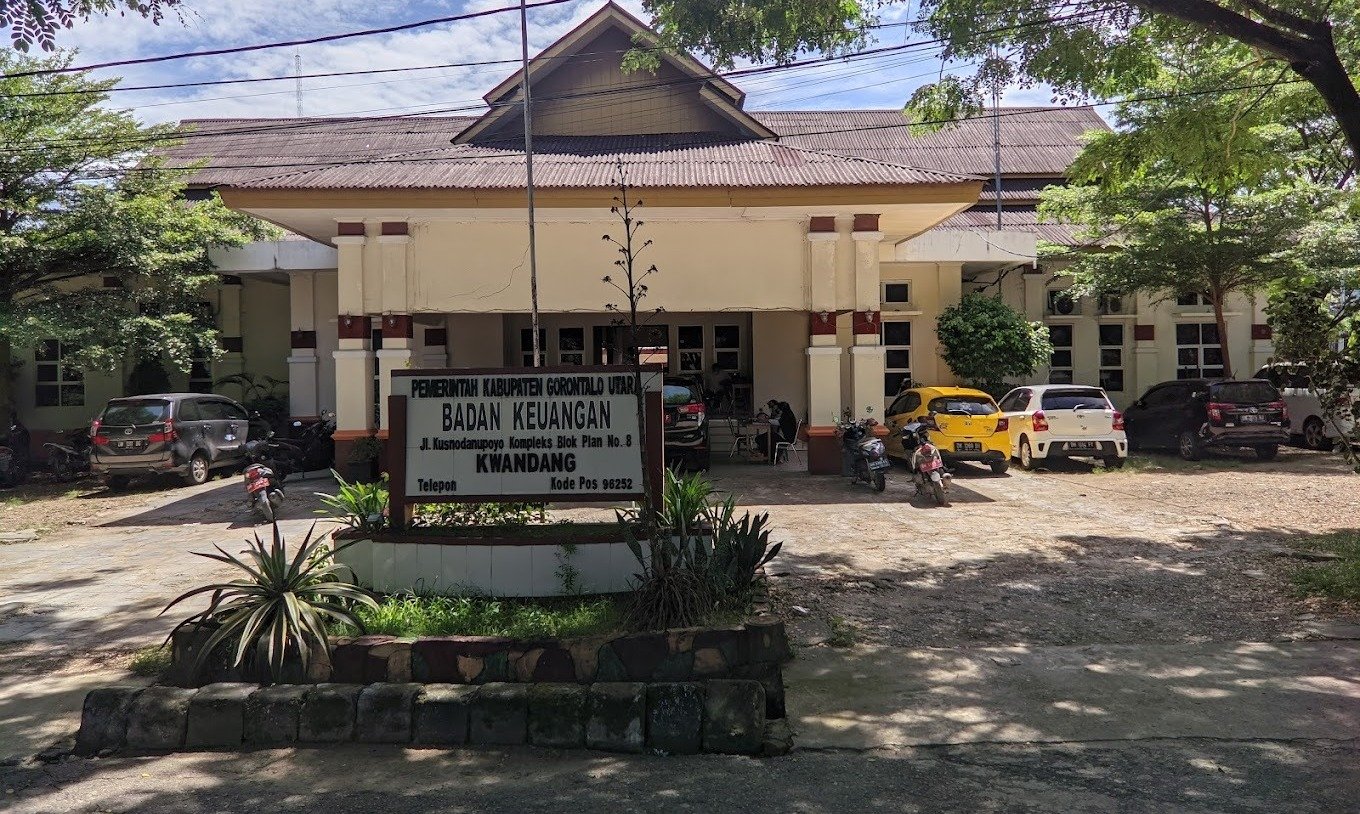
[162, 523, 378, 683]
[316, 470, 388, 533]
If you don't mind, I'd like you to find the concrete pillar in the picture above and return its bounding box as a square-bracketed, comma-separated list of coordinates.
[1133, 323, 1158, 399]
[332, 223, 374, 449]
[418, 323, 448, 368]
[1022, 269, 1047, 322]
[849, 216, 886, 419]
[806, 218, 846, 474]
[287, 271, 319, 419]
[216, 276, 245, 382]
[375, 315, 414, 432]
[379, 223, 411, 314]
[333, 223, 367, 316]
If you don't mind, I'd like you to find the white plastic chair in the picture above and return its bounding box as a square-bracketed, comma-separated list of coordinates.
[774, 419, 805, 467]
[727, 416, 752, 459]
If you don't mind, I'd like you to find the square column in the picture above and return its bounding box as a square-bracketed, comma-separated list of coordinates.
[379, 223, 411, 314]
[287, 271, 320, 418]
[1133, 323, 1159, 400]
[215, 276, 246, 382]
[849, 218, 886, 419]
[376, 314, 414, 432]
[334, 315, 374, 435]
[332, 224, 367, 315]
[806, 344, 843, 475]
[849, 345, 887, 422]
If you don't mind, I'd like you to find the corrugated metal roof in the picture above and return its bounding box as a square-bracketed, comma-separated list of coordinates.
[937, 206, 1096, 247]
[167, 106, 1104, 192]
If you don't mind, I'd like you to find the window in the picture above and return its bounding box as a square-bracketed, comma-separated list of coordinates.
[927, 395, 999, 416]
[1175, 323, 1224, 379]
[520, 328, 546, 367]
[34, 340, 83, 407]
[177, 399, 202, 422]
[1040, 388, 1110, 410]
[882, 282, 911, 306]
[1048, 324, 1074, 384]
[998, 389, 1031, 413]
[1098, 323, 1125, 392]
[558, 327, 584, 366]
[189, 354, 213, 394]
[888, 391, 921, 416]
[881, 320, 912, 397]
[677, 325, 704, 373]
[221, 401, 249, 421]
[1142, 385, 1184, 407]
[1176, 292, 1212, 307]
[713, 325, 742, 372]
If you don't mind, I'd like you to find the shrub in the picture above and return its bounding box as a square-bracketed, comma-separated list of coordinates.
[163, 524, 378, 683]
[316, 470, 388, 534]
[936, 293, 1053, 394]
[342, 593, 622, 639]
[412, 502, 547, 528]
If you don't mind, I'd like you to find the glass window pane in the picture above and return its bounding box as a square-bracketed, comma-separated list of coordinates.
[1176, 368, 1199, 380]
[561, 353, 584, 366]
[1048, 369, 1075, 384]
[36, 364, 58, 382]
[714, 351, 739, 371]
[886, 349, 911, 369]
[679, 351, 703, 372]
[1203, 366, 1226, 378]
[1200, 323, 1219, 344]
[1100, 348, 1122, 367]
[36, 340, 59, 361]
[1051, 350, 1073, 367]
[1176, 293, 1198, 306]
[35, 384, 59, 407]
[1178, 348, 1200, 365]
[1048, 324, 1073, 347]
[884, 372, 909, 397]
[1175, 323, 1201, 345]
[713, 326, 741, 349]
[1099, 369, 1125, 392]
[559, 327, 584, 351]
[677, 326, 703, 350]
[1203, 347, 1224, 365]
[882, 321, 912, 347]
[884, 283, 910, 303]
[1098, 324, 1124, 346]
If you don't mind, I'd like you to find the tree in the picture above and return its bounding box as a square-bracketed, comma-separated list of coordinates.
[0, 50, 266, 419]
[3, 0, 180, 51]
[1039, 49, 1360, 378]
[935, 294, 1052, 394]
[636, 1, 1360, 165]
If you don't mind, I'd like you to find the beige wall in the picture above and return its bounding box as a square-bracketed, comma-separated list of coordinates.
[751, 311, 809, 423]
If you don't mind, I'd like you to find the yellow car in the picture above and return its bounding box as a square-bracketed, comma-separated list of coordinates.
[884, 386, 1011, 474]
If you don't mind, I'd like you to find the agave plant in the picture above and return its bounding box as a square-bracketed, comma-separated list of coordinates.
[316, 470, 388, 533]
[163, 523, 378, 683]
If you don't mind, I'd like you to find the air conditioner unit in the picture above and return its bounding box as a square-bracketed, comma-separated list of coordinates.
[1047, 290, 1078, 316]
[1099, 295, 1125, 315]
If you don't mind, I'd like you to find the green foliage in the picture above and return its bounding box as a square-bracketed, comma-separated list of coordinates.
[412, 501, 547, 528]
[935, 294, 1052, 392]
[162, 523, 378, 684]
[341, 593, 623, 639]
[316, 470, 388, 533]
[3, 1, 182, 51]
[632, 0, 872, 71]
[1291, 532, 1360, 602]
[346, 435, 382, 463]
[555, 543, 582, 595]
[216, 372, 289, 429]
[128, 644, 172, 677]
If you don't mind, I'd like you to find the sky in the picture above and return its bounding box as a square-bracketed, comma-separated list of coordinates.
[33, 0, 1058, 125]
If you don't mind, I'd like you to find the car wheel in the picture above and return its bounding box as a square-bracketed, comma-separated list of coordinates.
[1302, 417, 1334, 451]
[1018, 437, 1036, 471]
[1103, 457, 1126, 470]
[105, 475, 130, 491]
[184, 453, 210, 486]
[989, 459, 1010, 475]
[1178, 430, 1203, 461]
[1254, 444, 1279, 462]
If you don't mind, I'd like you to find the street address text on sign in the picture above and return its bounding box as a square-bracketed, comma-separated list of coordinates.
[393, 369, 658, 500]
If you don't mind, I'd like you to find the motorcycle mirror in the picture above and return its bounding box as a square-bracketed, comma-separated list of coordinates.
[292, 421, 303, 427]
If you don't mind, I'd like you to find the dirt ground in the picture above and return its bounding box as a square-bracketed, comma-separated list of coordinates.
[0, 474, 220, 534]
[722, 446, 1360, 651]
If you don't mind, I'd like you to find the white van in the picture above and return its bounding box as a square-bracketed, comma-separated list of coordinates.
[1252, 363, 1357, 450]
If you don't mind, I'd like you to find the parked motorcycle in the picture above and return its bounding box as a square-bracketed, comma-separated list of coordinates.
[242, 439, 288, 523]
[269, 410, 336, 473]
[44, 427, 93, 481]
[901, 417, 951, 507]
[0, 417, 32, 488]
[838, 417, 890, 492]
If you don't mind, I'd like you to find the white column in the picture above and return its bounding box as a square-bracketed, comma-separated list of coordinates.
[287, 271, 319, 418]
[851, 226, 886, 417]
[333, 345, 374, 433]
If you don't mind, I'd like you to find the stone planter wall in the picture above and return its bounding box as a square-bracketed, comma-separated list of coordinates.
[76, 679, 784, 757]
[169, 619, 791, 720]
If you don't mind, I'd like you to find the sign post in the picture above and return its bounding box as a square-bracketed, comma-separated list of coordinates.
[387, 365, 663, 528]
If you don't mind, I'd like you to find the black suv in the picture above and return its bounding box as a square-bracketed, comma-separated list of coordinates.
[1123, 379, 1290, 461]
[663, 377, 710, 470]
[91, 393, 267, 488]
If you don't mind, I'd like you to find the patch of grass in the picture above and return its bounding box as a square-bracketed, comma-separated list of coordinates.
[1091, 454, 1247, 475]
[1291, 532, 1360, 602]
[129, 644, 172, 677]
[825, 616, 859, 648]
[338, 594, 627, 639]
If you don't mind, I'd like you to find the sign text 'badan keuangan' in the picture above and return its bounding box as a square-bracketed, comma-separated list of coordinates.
[391, 367, 661, 501]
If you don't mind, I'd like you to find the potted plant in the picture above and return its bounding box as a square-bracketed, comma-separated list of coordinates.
[316, 471, 389, 588]
[346, 434, 382, 484]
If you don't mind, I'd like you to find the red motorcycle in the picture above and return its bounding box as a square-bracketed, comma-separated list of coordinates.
[902, 417, 951, 507]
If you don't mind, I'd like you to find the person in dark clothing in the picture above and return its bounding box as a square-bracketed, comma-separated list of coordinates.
[755, 399, 798, 462]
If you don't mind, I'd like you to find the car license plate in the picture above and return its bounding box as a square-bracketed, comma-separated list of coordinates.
[954, 442, 982, 452]
[116, 440, 139, 450]
[1241, 414, 1265, 424]
[1067, 441, 1098, 450]
[869, 459, 891, 470]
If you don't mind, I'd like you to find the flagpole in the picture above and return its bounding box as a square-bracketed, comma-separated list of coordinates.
[519, 0, 542, 367]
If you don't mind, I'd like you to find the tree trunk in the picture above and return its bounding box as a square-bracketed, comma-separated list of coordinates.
[1211, 293, 1233, 379]
[1292, 41, 1360, 171]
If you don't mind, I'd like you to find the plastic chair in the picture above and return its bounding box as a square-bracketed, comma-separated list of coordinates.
[774, 420, 805, 466]
[727, 416, 752, 459]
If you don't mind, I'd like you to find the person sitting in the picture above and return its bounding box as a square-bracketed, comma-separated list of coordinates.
[704, 363, 733, 413]
[755, 399, 798, 462]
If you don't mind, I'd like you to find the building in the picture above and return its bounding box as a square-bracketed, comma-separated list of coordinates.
[11, 2, 1277, 472]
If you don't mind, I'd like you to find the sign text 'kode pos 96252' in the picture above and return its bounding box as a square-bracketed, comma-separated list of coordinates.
[392, 368, 659, 501]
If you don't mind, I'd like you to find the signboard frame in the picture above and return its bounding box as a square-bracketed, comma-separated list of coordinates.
[386, 365, 665, 528]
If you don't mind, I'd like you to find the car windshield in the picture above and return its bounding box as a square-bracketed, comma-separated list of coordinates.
[101, 399, 170, 426]
[1211, 381, 1279, 404]
[927, 396, 998, 416]
[663, 383, 699, 406]
[1040, 389, 1109, 410]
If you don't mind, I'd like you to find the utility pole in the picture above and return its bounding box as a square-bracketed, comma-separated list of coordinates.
[519, 0, 542, 367]
[991, 50, 1003, 231]
[295, 49, 304, 117]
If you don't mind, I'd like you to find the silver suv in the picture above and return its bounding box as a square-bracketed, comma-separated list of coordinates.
[91, 394, 264, 488]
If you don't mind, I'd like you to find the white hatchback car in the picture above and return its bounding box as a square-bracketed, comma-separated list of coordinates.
[1252, 362, 1357, 450]
[997, 384, 1129, 469]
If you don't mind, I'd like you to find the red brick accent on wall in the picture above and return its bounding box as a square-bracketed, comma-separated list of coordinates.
[852, 310, 881, 335]
[808, 216, 837, 233]
[336, 222, 365, 237]
[382, 314, 414, 339]
[424, 328, 448, 347]
[338, 315, 371, 339]
[852, 213, 880, 232]
[380, 221, 409, 236]
[1252, 323, 1273, 340]
[290, 330, 317, 349]
[1134, 324, 1155, 342]
[809, 311, 838, 336]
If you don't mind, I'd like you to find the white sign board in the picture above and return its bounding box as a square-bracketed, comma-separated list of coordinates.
[392, 368, 659, 500]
